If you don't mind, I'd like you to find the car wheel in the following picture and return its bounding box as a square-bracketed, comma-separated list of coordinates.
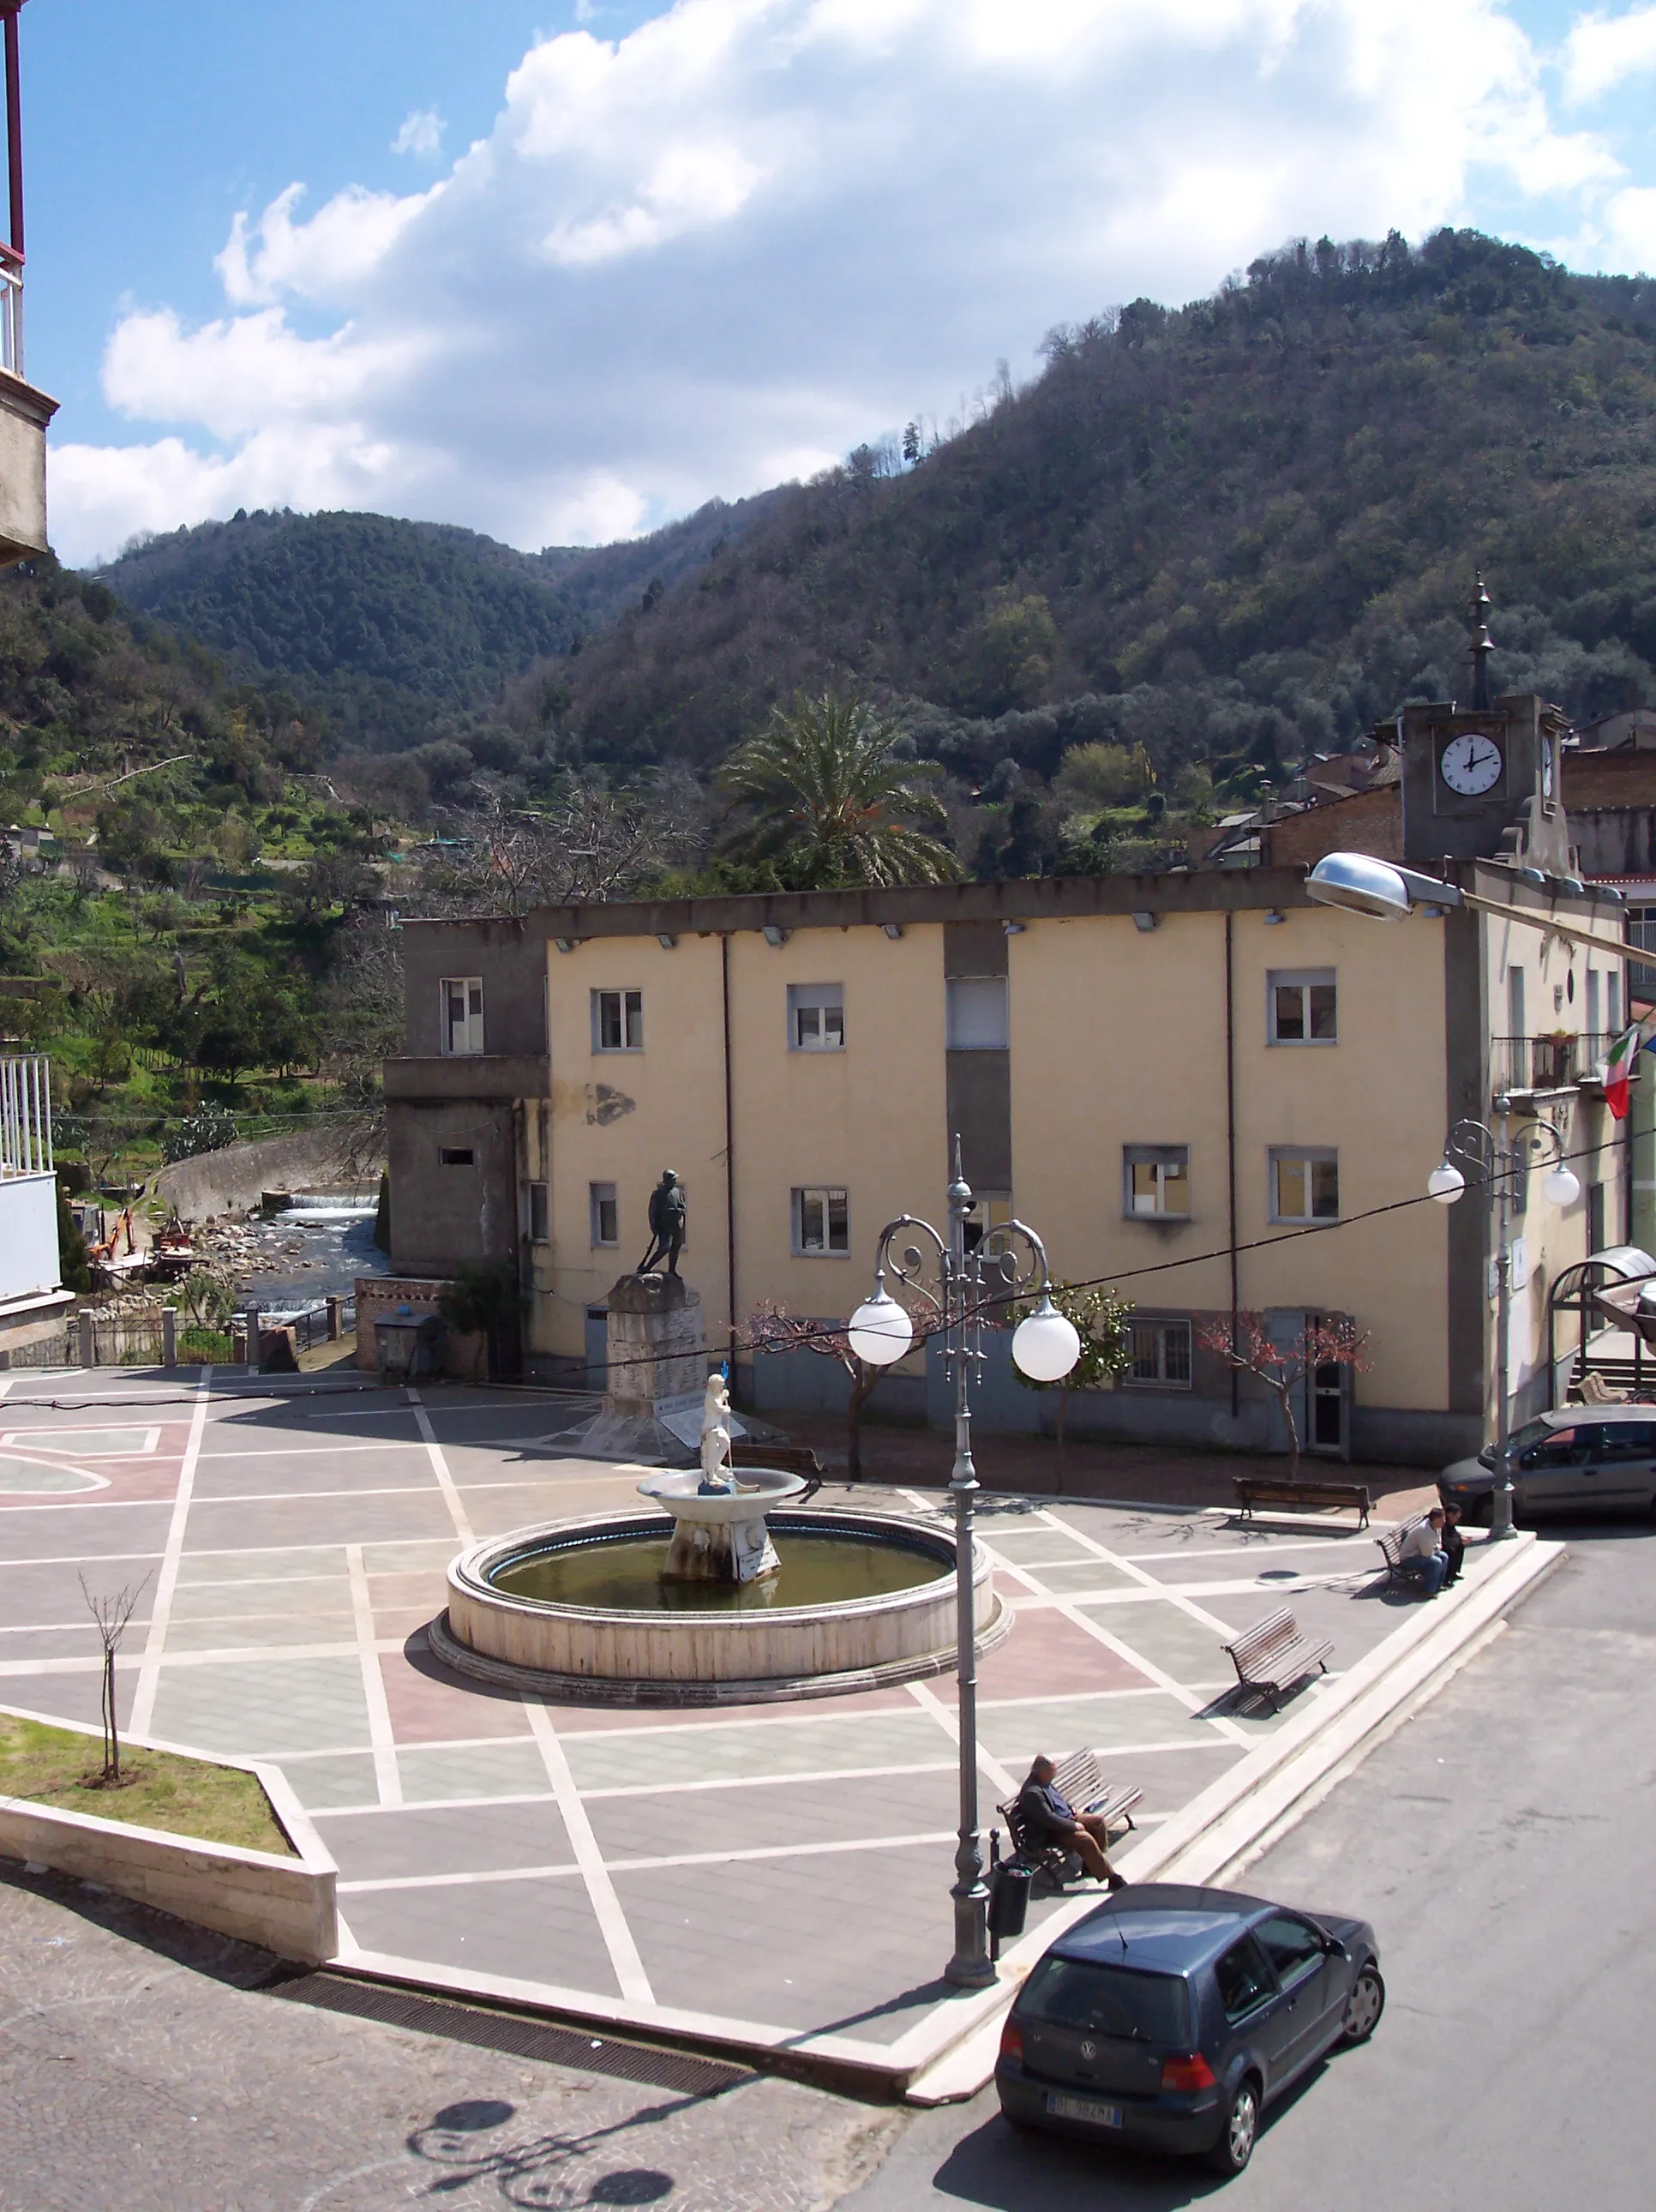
[1467, 1492, 1493, 1528]
[1338, 1963, 1385, 2046]
[1205, 2077, 1260, 2176]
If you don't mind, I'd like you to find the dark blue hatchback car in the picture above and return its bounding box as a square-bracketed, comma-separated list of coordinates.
[996, 1883, 1383, 2175]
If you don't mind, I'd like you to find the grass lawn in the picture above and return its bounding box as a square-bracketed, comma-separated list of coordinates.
[0, 1713, 296, 1856]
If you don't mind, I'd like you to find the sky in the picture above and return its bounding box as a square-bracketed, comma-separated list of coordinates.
[21, 0, 1656, 567]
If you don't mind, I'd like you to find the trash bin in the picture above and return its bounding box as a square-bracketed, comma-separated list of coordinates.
[988, 1858, 1033, 1942]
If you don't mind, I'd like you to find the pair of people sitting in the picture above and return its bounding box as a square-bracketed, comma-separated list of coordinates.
[1398, 1503, 1465, 1596]
[1015, 1754, 1127, 1889]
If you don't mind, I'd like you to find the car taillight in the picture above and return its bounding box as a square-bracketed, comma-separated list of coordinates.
[1161, 2053, 1216, 2093]
[999, 2019, 1024, 2064]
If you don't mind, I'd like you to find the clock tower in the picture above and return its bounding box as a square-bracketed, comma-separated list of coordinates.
[1399, 579, 1571, 874]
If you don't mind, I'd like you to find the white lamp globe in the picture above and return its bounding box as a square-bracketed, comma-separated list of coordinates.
[1543, 1163, 1581, 1207]
[847, 1289, 913, 1367]
[1011, 1297, 1082, 1383]
[1426, 1162, 1466, 1205]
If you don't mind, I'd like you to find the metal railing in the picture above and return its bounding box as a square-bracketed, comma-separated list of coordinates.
[1491, 1034, 1621, 1097]
[0, 1053, 51, 1175]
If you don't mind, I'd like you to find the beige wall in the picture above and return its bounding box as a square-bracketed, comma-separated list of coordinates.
[1007, 905, 1453, 1413]
[541, 925, 951, 1363]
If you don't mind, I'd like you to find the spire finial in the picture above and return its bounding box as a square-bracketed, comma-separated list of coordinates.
[1468, 572, 1493, 712]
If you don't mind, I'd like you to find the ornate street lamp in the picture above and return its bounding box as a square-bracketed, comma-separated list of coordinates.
[1427, 1115, 1578, 1540]
[848, 1141, 1078, 1987]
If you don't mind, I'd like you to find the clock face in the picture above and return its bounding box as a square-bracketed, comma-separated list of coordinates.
[1440, 731, 1504, 796]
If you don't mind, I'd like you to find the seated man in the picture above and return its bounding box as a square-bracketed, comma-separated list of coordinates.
[1016, 1754, 1126, 1889]
[1399, 1507, 1450, 1596]
[1440, 1501, 1467, 1588]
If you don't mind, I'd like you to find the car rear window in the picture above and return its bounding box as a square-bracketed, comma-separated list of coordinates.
[1020, 1957, 1189, 2044]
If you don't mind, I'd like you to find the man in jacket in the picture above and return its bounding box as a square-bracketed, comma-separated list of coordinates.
[1399, 1506, 1450, 1596]
[1016, 1754, 1126, 1888]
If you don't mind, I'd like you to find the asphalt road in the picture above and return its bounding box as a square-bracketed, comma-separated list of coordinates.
[836, 1516, 1656, 2211]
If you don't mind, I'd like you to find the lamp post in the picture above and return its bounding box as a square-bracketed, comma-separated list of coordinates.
[847, 1140, 1079, 1987]
[1427, 1115, 1580, 1540]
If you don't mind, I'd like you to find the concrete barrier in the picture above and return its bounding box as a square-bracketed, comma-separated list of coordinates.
[0, 1710, 337, 1963]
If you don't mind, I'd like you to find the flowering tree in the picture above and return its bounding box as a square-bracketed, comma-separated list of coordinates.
[741, 1295, 945, 1481]
[1011, 1283, 1135, 1485]
[1197, 1313, 1371, 1482]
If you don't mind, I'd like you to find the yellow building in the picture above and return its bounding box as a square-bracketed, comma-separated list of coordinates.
[384, 828, 1629, 1468]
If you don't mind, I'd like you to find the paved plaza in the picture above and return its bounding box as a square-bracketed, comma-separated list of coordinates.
[0, 1369, 1447, 2075]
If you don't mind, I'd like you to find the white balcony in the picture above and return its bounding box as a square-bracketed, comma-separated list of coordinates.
[0, 1054, 58, 1309]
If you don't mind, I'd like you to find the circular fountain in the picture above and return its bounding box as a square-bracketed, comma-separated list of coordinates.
[429, 1475, 1010, 1707]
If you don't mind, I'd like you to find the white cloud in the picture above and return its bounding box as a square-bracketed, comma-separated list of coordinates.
[393, 106, 447, 159]
[48, 0, 1631, 567]
[1563, 5, 1656, 105]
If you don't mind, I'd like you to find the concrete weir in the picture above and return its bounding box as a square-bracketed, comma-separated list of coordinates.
[429, 1506, 1011, 1706]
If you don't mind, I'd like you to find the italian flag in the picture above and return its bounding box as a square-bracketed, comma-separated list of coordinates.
[1604, 1022, 1647, 1121]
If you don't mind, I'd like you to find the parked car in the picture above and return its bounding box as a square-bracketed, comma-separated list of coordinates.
[995, 1882, 1383, 2175]
[1438, 1404, 1656, 1523]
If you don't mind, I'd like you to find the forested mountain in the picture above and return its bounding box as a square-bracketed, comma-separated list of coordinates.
[95, 491, 782, 751]
[546, 230, 1656, 794]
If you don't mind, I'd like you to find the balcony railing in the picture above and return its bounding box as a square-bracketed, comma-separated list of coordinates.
[1491, 1034, 1620, 1098]
[0, 1052, 51, 1175]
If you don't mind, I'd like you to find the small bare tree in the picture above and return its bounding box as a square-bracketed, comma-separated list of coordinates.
[1197, 1313, 1371, 1483]
[740, 1295, 948, 1481]
[418, 777, 700, 919]
[78, 1572, 151, 1785]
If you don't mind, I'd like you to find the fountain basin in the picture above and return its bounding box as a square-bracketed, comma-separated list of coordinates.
[430, 1506, 1011, 1706]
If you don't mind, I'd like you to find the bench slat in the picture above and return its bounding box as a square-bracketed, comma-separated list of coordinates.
[1222, 1604, 1332, 1709]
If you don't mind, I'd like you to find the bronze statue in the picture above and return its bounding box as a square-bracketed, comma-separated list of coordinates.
[636, 1169, 687, 1275]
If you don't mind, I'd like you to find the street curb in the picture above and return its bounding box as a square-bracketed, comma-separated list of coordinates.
[900, 1529, 1562, 2105]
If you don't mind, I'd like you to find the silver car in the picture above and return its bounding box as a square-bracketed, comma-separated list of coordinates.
[1439, 1403, 1656, 1524]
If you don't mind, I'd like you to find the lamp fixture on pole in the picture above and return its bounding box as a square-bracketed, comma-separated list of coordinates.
[1427, 1114, 1578, 1541]
[848, 1141, 1077, 1987]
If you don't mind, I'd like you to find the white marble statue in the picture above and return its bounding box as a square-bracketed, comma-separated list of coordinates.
[698, 1370, 736, 1494]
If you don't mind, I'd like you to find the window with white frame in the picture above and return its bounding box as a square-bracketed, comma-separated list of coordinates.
[1124, 1145, 1190, 1219]
[1269, 1148, 1340, 1222]
[946, 976, 1009, 1049]
[792, 1186, 849, 1255]
[590, 1182, 619, 1247]
[1127, 1318, 1193, 1387]
[789, 983, 845, 1050]
[963, 1191, 1012, 1253]
[592, 988, 643, 1051]
[1268, 970, 1336, 1045]
[525, 1182, 549, 1244]
[441, 977, 484, 1056]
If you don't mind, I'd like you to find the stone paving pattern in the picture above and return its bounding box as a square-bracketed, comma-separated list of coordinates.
[0, 1371, 1427, 2063]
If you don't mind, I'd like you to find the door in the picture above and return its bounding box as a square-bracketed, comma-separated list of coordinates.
[1253, 1911, 1342, 2078]
[1580, 1416, 1656, 1509]
[1512, 1422, 1601, 1513]
[585, 1307, 609, 1395]
[1263, 1310, 1352, 1460]
[1214, 1933, 1294, 2096]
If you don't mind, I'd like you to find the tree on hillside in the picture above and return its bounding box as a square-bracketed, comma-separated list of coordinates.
[718, 694, 959, 889]
[418, 778, 696, 919]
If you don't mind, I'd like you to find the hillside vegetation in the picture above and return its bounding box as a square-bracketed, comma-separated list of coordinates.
[547, 231, 1656, 797]
[98, 492, 783, 752]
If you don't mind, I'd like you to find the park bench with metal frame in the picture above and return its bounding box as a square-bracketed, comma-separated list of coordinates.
[996, 1748, 1143, 1888]
[1221, 1606, 1333, 1712]
[1374, 1513, 1434, 1591]
[1233, 1475, 1372, 1530]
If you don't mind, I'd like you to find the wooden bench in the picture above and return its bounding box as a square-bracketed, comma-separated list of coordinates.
[996, 1749, 1143, 1888]
[1374, 1513, 1433, 1590]
[1221, 1606, 1333, 1712]
[735, 1441, 824, 1503]
[1233, 1476, 1372, 1530]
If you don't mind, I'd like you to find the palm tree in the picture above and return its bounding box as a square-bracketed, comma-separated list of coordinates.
[718, 694, 958, 889]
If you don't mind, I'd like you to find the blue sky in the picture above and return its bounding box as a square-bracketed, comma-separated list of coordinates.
[25, 1, 1656, 565]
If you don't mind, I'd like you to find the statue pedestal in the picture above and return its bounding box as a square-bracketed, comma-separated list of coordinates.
[560, 1274, 744, 1464]
[637, 1469, 806, 1584]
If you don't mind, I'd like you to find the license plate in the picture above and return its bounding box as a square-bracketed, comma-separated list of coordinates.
[1046, 2091, 1123, 2127]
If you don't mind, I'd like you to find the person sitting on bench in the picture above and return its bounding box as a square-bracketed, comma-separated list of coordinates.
[1399, 1507, 1450, 1596]
[1017, 1754, 1126, 1889]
